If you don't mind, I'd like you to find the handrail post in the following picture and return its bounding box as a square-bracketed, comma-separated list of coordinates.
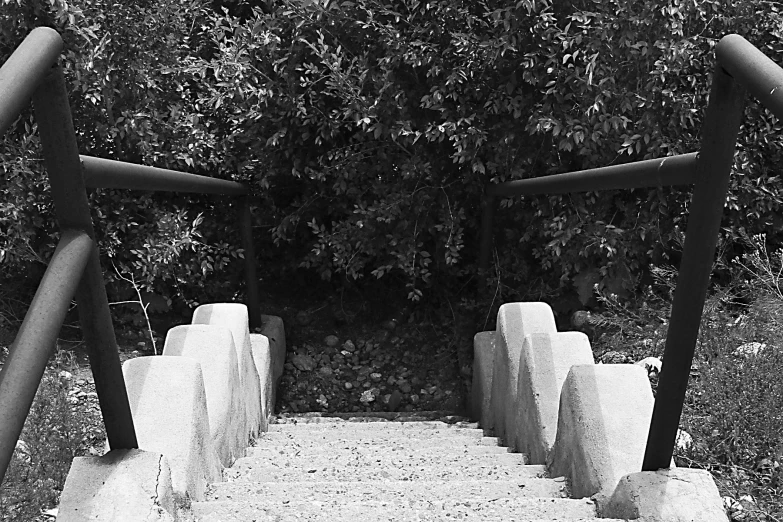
[239, 196, 261, 330]
[32, 65, 137, 450]
[478, 195, 495, 290]
[642, 64, 745, 470]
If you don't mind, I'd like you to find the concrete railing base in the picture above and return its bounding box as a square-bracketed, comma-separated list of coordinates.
[57, 449, 176, 522]
[601, 468, 729, 521]
[472, 301, 727, 522]
[57, 303, 285, 521]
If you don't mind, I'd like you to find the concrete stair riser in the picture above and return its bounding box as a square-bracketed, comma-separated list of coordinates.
[247, 445, 512, 457]
[268, 420, 479, 430]
[191, 500, 618, 522]
[259, 427, 486, 440]
[193, 499, 626, 522]
[203, 479, 569, 501]
[223, 462, 549, 482]
[227, 452, 528, 469]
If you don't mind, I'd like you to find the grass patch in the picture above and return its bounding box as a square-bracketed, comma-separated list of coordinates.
[0, 349, 105, 521]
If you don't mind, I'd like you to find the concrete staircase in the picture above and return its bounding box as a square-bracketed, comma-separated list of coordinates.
[190, 413, 625, 522]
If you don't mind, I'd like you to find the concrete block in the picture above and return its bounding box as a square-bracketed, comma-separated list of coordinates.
[123, 357, 221, 501]
[489, 302, 557, 443]
[57, 449, 176, 522]
[249, 333, 272, 432]
[470, 332, 496, 430]
[549, 364, 654, 501]
[514, 332, 594, 463]
[602, 468, 729, 521]
[192, 303, 263, 438]
[260, 314, 286, 382]
[163, 324, 247, 467]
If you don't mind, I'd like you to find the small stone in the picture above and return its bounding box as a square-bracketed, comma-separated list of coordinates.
[296, 310, 312, 326]
[381, 319, 397, 332]
[410, 394, 419, 404]
[343, 340, 356, 352]
[635, 356, 662, 374]
[387, 389, 403, 411]
[359, 390, 375, 403]
[318, 366, 333, 377]
[344, 382, 353, 390]
[601, 350, 630, 364]
[400, 383, 412, 393]
[386, 376, 396, 385]
[291, 354, 316, 372]
[325, 335, 339, 347]
[675, 429, 693, 451]
[370, 373, 382, 382]
[734, 342, 766, 357]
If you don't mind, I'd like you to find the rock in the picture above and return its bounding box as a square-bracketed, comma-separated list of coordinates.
[318, 367, 333, 377]
[387, 390, 403, 411]
[324, 335, 339, 347]
[359, 390, 375, 404]
[400, 383, 412, 394]
[344, 382, 353, 390]
[635, 356, 662, 374]
[734, 342, 766, 357]
[370, 373, 382, 382]
[291, 354, 316, 372]
[675, 429, 693, 451]
[375, 330, 390, 342]
[381, 319, 397, 332]
[601, 350, 630, 364]
[343, 340, 356, 352]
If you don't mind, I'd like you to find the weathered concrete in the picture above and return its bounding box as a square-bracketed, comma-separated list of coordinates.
[192, 303, 263, 437]
[123, 357, 221, 501]
[163, 324, 246, 467]
[57, 449, 176, 522]
[249, 333, 272, 433]
[602, 468, 729, 521]
[260, 314, 286, 383]
[549, 364, 654, 502]
[489, 302, 557, 444]
[192, 498, 601, 521]
[514, 332, 594, 463]
[205, 479, 568, 502]
[469, 331, 495, 430]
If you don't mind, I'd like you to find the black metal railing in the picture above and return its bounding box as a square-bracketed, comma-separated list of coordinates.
[479, 33, 780, 471]
[0, 28, 261, 482]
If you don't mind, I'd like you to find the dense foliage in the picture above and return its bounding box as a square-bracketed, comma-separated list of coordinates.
[3, 0, 783, 313]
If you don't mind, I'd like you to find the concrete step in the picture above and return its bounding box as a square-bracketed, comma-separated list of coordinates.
[272, 411, 472, 424]
[224, 460, 548, 482]
[258, 427, 486, 441]
[269, 419, 480, 430]
[205, 479, 569, 502]
[254, 434, 502, 448]
[191, 498, 606, 521]
[247, 443, 511, 458]
[233, 451, 527, 470]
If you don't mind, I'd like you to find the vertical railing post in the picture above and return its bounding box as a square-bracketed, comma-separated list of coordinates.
[642, 64, 745, 470]
[239, 196, 261, 330]
[478, 195, 496, 290]
[32, 65, 137, 450]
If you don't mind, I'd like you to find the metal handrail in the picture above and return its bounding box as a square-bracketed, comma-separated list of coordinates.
[0, 27, 61, 136]
[0, 29, 263, 486]
[479, 33, 778, 472]
[486, 152, 699, 198]
[0, 231, 93, 480]
[81, 155, 248, 195]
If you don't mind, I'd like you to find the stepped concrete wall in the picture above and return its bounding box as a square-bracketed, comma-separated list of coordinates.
[471, 300, 728, 522]
[57, 303, 285, 521]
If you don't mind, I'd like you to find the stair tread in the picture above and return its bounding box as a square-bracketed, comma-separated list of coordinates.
[205, 479, 569, 501]
[247, 441, 510, 452]
[269, 421, 479, 430]
[233, 452, 527, 468]
[224, 462, 548, 482]
[260, 427, 485, 439]
[191, 498, 603, 521]
[272, 411, 471, 424]
[253, 435, 501, 447]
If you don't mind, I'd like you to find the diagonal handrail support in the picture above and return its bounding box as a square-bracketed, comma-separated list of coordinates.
[643, 64, 746, 470]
